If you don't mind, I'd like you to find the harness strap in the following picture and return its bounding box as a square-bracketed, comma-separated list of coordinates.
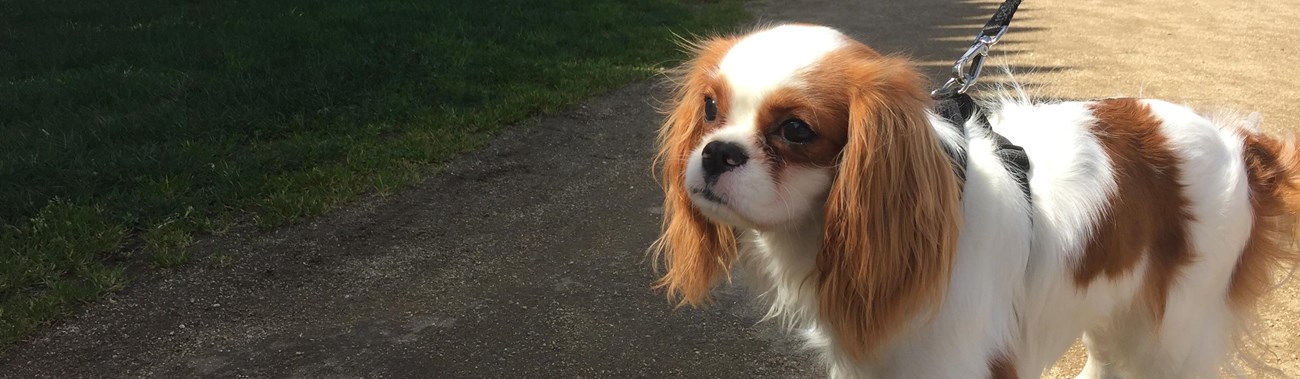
[933, 94, 1032, 202]
[933, 94, 973, 182]
[993, 131, 1031, 200]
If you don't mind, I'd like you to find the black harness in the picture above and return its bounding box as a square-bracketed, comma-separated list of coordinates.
[933, 93, 1032, 202]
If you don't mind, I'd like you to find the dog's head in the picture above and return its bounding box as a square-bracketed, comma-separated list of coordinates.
[652, 24, 962, 358]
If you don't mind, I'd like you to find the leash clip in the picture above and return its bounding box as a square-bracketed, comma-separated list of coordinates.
[932, 24, 1009, 98]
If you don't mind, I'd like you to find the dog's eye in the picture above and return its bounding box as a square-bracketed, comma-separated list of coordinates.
[779, 118, 815, 144]
[704, 97, 718, 122]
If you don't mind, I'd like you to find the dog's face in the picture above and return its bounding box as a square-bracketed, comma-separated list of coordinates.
[671, 25, 931, 230]
[653, 24, 964, 359]
[680, 25, 850, 229]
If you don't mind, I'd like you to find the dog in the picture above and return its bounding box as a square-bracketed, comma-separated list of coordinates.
[651, 24, 1300, 378]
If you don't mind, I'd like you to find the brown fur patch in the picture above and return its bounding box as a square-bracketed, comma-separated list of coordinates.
[651, 36, 740, 306]
[988, 352, 1018, 379]
[812, 43, 963, 359]
[753, 86, 848, 169]
[1230, 129, 1300, 309]
[1076, 98, 1194, 320]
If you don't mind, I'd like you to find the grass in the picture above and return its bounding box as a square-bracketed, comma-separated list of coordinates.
[0, 0, 747, 348]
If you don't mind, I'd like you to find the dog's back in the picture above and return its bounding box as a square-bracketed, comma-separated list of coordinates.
[990, 97, 1300, 377]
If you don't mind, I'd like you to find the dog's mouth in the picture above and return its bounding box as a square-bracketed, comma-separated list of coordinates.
[689, 187, 727, 205]
[688, 186, 765, 230]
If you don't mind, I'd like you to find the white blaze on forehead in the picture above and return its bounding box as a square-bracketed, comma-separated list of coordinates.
[718, 25, 846, 103]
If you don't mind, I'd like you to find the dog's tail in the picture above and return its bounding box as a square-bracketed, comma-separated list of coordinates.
[1228, 113, 1300, 310]
[1216, 111, 1300, 377]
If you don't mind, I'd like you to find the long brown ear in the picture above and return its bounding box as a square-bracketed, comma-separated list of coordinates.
[817, 57, 963, 359]
[650, 37, 738, 306]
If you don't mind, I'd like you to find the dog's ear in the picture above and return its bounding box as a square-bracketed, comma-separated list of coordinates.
[651, 37, 739, 306]
[817, 57, 963, 359]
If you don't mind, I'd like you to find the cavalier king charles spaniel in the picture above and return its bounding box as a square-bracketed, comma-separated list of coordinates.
[651, 24, 1300, 378]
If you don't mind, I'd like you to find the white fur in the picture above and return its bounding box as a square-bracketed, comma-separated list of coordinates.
[678, 25, 1265, 378]
[719, 24, 846, 102]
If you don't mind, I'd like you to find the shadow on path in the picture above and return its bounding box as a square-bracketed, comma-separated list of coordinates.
[750, 0, 1068, 90]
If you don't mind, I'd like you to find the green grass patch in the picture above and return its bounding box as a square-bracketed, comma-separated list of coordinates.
[0, 0, 747, 348]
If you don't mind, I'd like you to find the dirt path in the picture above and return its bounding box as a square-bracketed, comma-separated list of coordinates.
[2, 0, 1296, 378]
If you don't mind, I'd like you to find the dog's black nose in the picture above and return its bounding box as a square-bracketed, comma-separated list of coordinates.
[701, 141, 748, 178]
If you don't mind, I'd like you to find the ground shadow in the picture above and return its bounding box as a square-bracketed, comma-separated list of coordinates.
[747, 0, 1069, 91]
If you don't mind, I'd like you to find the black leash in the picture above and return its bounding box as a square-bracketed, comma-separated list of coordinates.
[932, 0, 1022, 98]
[931, 0, 1031, 202]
